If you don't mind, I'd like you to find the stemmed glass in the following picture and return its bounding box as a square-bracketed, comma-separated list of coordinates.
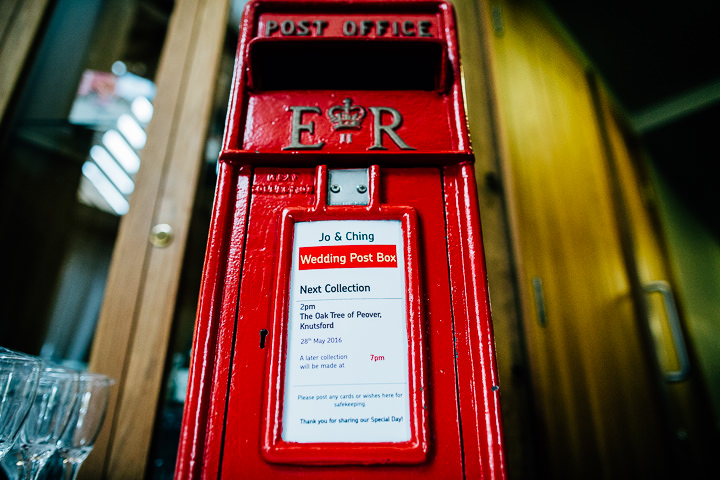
[1, 366, 78, 480]
[0, 349, 41, 459]
[55, 372, 113, 480]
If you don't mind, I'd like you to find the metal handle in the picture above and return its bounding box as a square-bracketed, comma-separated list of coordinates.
[643, 281, 690, 382]
[532, 277, 547, 327]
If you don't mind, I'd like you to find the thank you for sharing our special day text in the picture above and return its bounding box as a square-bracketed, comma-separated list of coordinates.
[282, 220, 411, 443]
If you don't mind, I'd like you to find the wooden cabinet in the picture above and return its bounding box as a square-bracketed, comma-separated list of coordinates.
[82, 1, 230, 478]
[456, 0, 715, 477]
[485, 3, 665, 476]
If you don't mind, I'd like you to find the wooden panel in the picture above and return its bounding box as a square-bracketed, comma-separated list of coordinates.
[0, 0, 52, 122]
[449, 0, 536, 477]
[84, 0, 229, 478]
[482, 0, 667, 477]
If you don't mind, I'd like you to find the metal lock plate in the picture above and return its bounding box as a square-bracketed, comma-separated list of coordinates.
[327, 168, 370, 206]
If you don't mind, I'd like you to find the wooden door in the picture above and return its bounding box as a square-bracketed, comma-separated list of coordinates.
[483, 0, 669, 477]
[595, 82, 715, 477]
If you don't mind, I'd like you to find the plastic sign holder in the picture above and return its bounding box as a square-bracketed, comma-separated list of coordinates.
[263, 165, 428, 464]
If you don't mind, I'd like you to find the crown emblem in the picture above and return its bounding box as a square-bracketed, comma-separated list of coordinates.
[327, 98, 366, 130]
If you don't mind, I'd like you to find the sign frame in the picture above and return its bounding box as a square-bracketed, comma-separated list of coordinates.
[261, 165, 429, 464]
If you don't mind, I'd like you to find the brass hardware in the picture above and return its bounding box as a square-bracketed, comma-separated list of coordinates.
[150, 223, 174, 248]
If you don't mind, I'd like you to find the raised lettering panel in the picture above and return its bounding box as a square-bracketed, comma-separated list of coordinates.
[242, 92, 454, 152]
[258, 14, 439, 39]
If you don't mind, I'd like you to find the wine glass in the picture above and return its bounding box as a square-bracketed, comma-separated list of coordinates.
[0, 349, 41, 459]
[55, 372, 113, 480]
[1, 366, 78, 480]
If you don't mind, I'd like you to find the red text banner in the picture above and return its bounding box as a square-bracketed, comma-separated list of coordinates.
[298, 245, 398, 270]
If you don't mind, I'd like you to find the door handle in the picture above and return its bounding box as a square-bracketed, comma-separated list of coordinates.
[643, 281, 690, 382]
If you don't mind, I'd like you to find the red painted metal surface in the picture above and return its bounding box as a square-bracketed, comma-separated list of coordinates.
[175, 0, 506, 478]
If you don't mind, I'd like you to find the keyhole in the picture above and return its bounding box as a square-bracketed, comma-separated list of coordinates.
[259, 329, 269, 349]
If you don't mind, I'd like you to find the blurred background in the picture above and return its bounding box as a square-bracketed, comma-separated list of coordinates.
[0, 0, 717, 478]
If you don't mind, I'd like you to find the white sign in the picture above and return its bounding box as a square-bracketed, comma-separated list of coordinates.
[282, 220, 411, 443]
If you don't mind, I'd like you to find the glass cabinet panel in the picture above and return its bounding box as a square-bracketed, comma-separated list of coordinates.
[0, 0, 172, 365]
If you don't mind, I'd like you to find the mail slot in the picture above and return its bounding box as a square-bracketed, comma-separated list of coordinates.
[175, 0, 506, 478]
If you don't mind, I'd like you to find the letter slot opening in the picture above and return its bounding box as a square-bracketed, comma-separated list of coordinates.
[247, 38, 447, 91]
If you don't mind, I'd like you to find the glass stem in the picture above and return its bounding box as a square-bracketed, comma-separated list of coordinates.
[13, 459, 46, 480]
[62, 459, 84, 480]
[28, 462, 45, 480]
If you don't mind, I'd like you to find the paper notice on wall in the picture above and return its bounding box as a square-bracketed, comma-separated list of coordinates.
[282, 220, 411, 443]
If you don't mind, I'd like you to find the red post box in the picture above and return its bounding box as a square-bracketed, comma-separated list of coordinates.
[175, 0, 505, 478]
